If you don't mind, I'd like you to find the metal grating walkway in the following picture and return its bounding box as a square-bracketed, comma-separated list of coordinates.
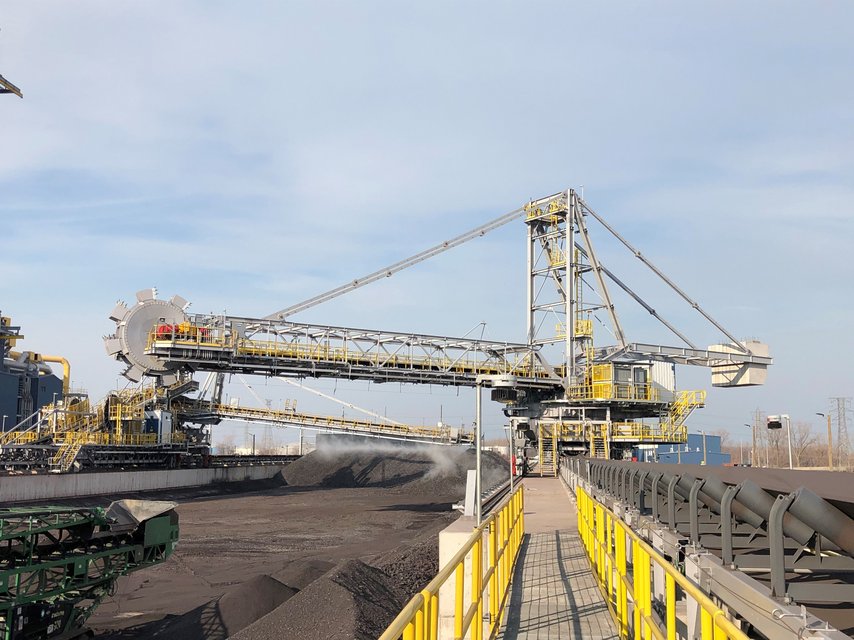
[498, 477, 618, 640]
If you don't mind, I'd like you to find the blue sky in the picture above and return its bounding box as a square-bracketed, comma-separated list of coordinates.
[2, 2, 853, 446]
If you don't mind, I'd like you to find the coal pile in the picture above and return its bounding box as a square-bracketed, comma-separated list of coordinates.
[283, 445, 509, 499]
[111, 574, 297, 640]
[95, 445, 504, 639]
[230, 560, 407, 640]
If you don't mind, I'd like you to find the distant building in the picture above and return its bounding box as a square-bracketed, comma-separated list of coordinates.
[635, 433, 730, 466]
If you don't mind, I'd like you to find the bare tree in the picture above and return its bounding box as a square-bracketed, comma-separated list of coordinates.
[790, 422, 818, 467]
[712, 429, 730, 451]
[216, 434, 236, 455]
[767, 427, 784, 468]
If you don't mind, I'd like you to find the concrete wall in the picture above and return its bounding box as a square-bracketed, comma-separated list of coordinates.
[0, 464, 289, 504]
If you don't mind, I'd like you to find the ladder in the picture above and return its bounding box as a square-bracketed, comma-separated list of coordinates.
[590, 434, 609, 459]
[50, 438, 84, 472]
[666, 390, 707, 436]
[538, 424, 558, 476]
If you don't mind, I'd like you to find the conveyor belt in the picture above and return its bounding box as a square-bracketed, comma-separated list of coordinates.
[572, 458, 854, 637]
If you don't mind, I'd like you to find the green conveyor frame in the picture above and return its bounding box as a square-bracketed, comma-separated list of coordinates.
[0, 500, 178, 640]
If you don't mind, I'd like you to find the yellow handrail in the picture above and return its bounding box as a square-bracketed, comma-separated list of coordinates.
[576, 485, 748, 640]
[379, 485, 525, 640]
[147, 327, 556, 382]
[52, 432, 161, 446]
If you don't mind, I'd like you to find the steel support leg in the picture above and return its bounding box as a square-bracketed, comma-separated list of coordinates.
[720, 484, 741, 566]
[689, 479, 704, 546]
[667, 476, 679, 531]
[769, 492, 797, 598]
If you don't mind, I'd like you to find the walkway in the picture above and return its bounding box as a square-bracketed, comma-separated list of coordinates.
[497, 476, 618, 640]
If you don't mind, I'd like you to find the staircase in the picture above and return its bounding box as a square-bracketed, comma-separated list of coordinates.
[666, 390, 706, 436]
[538, 424, 557, 476]
[50, 437, 84, 472]
[590, 434, 609, 459]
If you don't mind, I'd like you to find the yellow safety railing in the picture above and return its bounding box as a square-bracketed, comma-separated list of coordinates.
[576, 485, 748, 640]
[568, 382, 660, 403]
[0, 430, 40, 445]
[379, 486, 525, 640]
[53, 432, 161, 446]
[147, 328, 557, 383]
[610, 422, 687, 443]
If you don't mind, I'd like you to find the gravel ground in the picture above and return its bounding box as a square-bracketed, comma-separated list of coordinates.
[92, 446, 507, 639]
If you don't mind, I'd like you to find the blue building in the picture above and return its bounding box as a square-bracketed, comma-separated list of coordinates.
[635, 433, 730, 466]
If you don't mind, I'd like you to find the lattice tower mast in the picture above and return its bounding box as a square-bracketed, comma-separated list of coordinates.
[832, 397, 852, 469]
[525, 189, 624, 391]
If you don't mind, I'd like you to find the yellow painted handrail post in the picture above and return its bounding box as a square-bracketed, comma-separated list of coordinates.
[665, 573, 676, 640]
[589, 493, 595, 562]
[642, 548, 652, 640]
[489, 521, 498, 633]
[617, 525, 628, 637]
[701, 608, 713, 640]
[499, 507, 507, 614]
[632, 539, 641, 640]
[700, 609, 714, 640]
[592, 501, 599, 576]
[474, 536, 483, 640]
[606, 511, 613, 610]
[502, 505, 510, 619]
[454, 563, 464, 639]
[415, 606, 424, 640]
[597, 505, 606, 585]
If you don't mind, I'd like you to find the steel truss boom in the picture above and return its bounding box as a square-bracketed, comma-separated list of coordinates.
[186, 402, 472, 445]
[146, 314, 560, 388]
[598, 342, 773, 367]
[265, 204, 526, 320]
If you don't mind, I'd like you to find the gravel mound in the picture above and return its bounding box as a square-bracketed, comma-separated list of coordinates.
[283, 446, 509, 499]
[271, 558, 335, 589]
[375, 533, 442, 599]
[230, 559, 407, 640]
[129, 574, 296, 640]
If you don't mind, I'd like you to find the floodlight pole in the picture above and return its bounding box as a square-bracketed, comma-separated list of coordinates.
[475, 374, 518, 527]
[817, 412, 832, 469]
[504, 425, 515, 494]
[744, 423, 753, 467]
[475, 381, 483, 526]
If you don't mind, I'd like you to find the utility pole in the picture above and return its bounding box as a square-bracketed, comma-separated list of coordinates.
[753, 409, 762, 468]
[817, 412, 832, 469]
[743, 424, 752, 466]
[832, 398, 852, 471]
